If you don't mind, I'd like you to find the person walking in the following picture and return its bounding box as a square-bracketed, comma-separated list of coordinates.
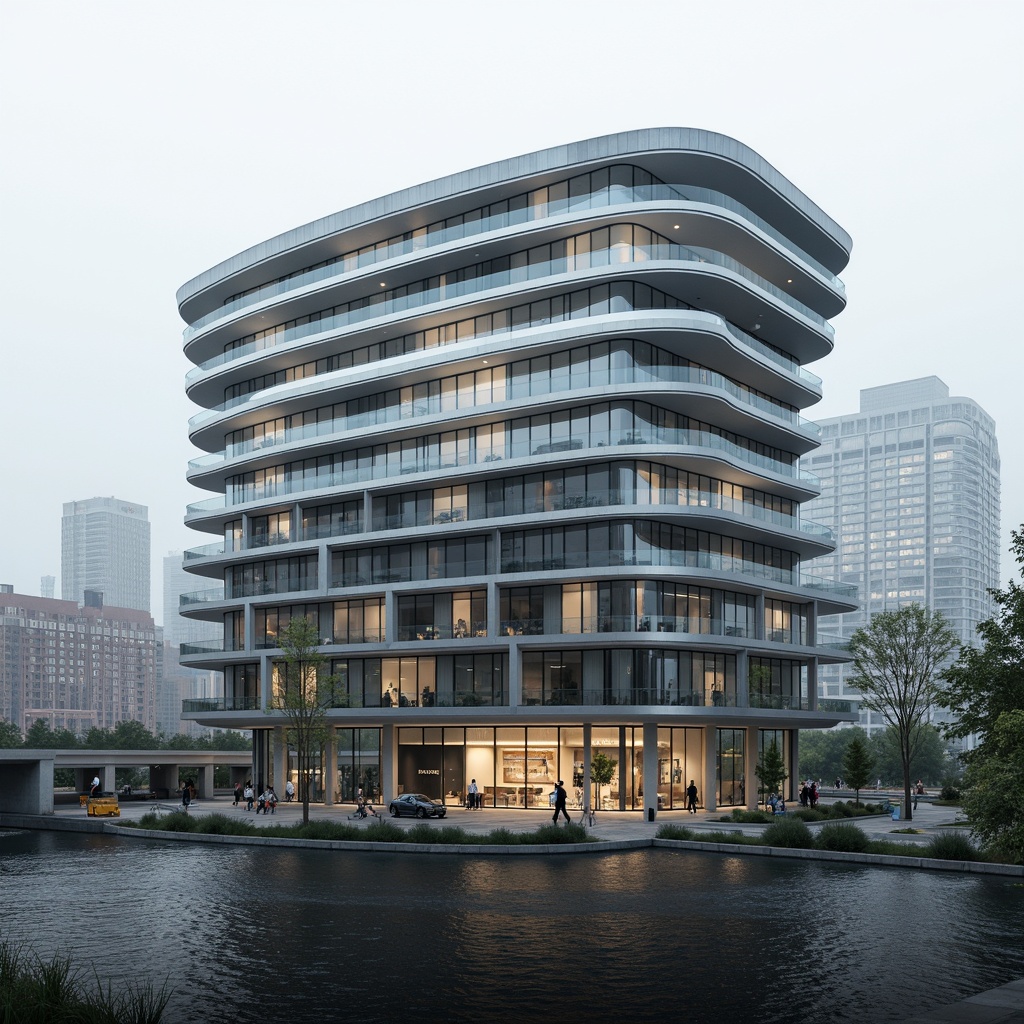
[467, 779, 479, 810]
[244, 782, 254, 811]
[552, 780, 570, 824]
[181, 783, 191, 814]
[686, 779, 698, 814]
[285, 779, 294, 802]
[233, 782, 242, 807]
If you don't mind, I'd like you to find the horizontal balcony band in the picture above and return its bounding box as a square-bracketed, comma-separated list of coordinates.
[183, 185, 844, 342]
[185, 244, 833, 384]
[187, 310, 823, 437]
[189, 367, 817, 476]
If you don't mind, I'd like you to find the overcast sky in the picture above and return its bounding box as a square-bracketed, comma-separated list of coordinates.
[1, 0, 1020, 624]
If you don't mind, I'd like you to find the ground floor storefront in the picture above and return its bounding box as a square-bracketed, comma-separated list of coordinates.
[251, 722, 797, 814]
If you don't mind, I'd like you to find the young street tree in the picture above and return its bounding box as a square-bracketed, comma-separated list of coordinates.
[271, 617, 339, 826]
[590, 752, 617, 811]
[847, 605, 959, 821]
[841, 733, 874, 806]
[754, 739, 788, 806]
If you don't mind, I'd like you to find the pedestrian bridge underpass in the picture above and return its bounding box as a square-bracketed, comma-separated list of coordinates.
[0, 749, 252, 815]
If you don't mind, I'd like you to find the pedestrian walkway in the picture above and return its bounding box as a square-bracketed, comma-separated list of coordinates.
[49, 792, 967, 845]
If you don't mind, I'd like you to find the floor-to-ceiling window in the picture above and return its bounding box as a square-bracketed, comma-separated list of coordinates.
[717, 728, 745, 806]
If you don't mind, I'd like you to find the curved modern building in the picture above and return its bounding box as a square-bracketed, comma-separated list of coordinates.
[178, 128, 856, 814]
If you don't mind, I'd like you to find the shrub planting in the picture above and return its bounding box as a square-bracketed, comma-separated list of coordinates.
[815, 822, 870, 853]
[762, 816, 814, 849]
[925, 831, 979, 862]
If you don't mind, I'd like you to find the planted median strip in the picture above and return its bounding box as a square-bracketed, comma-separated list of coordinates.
[119, 810, 596, 846]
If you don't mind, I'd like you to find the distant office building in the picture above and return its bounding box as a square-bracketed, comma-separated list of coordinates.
[0, 588, 158, 735]
[801, 377, 1000, 732]
[40, 576, 55, 599]
[61, 497, 151, 612]
[158, 553, 221, 738]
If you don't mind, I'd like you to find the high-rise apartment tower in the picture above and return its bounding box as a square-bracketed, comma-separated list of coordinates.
[178, 129, 856, 810]
[61, 497, 151, 612]
[801, 377, 1000, 732]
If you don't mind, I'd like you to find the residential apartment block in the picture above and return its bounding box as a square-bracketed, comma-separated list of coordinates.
[0, 585, 158, 735]
[177, 129, 856, 811]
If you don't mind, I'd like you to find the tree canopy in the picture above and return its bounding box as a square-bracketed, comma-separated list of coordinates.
[938, 527, 1024, 742]
[938, 527, 1024, 860]
[960, 709, 1024, 864]
[847, 604, 959, 820]
[0, 719, 22, 749]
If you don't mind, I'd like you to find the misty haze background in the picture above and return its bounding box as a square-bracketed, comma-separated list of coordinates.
[1, 0, 1020, 623]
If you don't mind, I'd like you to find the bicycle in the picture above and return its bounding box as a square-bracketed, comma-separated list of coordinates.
[577, 805, 597, 829]
[347, 804, 383, 823]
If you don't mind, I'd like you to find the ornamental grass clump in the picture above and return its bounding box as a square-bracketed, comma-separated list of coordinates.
[362, 820, 405, 843]
[815, 822, 871, 853]
[484, 827, 522, 845]
[656, 824, 696, 841]
[0, 941, 169, 1023]
[924, 831, 980, 862]
[533, 823, 589, 844]
[762, 816, 815, 849]
[194, 813, 257, 837]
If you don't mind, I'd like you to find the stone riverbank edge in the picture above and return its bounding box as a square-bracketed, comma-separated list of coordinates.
[2, 812, 1022, 876]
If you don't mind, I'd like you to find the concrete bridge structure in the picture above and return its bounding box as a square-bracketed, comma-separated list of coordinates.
[0, 749, 252, 814]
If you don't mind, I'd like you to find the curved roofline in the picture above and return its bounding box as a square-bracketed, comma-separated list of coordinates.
[177, 128, 852, 309]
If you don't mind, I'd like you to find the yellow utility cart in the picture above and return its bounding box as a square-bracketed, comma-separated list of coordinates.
[86, 794, 121, 817]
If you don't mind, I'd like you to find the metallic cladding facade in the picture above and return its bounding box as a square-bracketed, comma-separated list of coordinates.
[177, 129, 856, 812]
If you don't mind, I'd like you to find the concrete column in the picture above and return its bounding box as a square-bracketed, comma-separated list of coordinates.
[507, 638, 521, 707]
[324, 728, 337, 806]
[102, 764, 116, 794]
[260, 654, 273, 711]
[789, 729, 799, 802]
[704, 725, 717, 813]
[273, 727, 287, 795]
[381, 723, 397, 804]
[199, 764, 215, 799]
[736, 650, 749, 708]
[807, 659, 818, 712]
[745, 726, 759, 810]
[642, 722, 658, 819]
[74, 768, 87, 794]
[0, 758, 54, 814]
[582, 723, 592, 812]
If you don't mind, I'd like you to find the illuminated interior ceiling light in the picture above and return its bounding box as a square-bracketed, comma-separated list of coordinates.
[673, 224, 680, 229]
[379, 281, 386, 287]
[787, 278, 793, 283]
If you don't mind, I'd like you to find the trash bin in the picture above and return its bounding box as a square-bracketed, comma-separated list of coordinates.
[890, 798, 901, 821]
[647, 807, 656, 822]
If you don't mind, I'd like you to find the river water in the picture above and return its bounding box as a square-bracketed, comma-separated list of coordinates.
[0, 828, 1020, 1024]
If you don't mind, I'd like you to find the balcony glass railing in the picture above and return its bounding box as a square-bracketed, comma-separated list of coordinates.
[818, 698, 853, 713]
[747, 691, 807, 711]
[190, 365, 817, 474]
[186, 428, 817, 517]
[501, 616, 756, 638]
[183, 182, 843, 341]
[396, 621, 488, 641]
[185, 242, 833, 383]
[187, 307, 822, 438]
[521, 687, 739, 708]
[182, 697, 260, 713]
[373, 490, 833, 544]
[179, 588, 225, 606]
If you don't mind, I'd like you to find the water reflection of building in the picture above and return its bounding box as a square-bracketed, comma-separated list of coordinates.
[177, 129, 855, 812]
